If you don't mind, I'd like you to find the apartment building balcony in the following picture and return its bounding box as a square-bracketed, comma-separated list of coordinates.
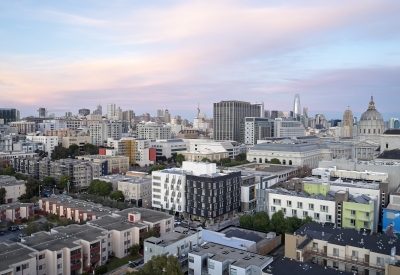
[302, 249, 384, 272]
[90, 254, 101, 263]
[71, 262, 82, 271]
[90, 246, 100, 254]
[140, 230, 148, 238]
[70, 253, 82, 261]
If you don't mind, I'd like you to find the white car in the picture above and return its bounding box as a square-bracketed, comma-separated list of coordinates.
[18, 225, 25, 230]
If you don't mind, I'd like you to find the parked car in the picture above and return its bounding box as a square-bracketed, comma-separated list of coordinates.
[0, 230, 5, 235]
[18, 225, 25, 230]
[18, 234, 26, 240]
[8, 226, 17, 232]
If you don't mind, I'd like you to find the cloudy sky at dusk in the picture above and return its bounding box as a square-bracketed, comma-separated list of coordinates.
[1, 0, 399, 120]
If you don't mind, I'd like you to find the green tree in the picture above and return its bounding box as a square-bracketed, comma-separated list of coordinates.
[175, 154, 185, 165]
[59, 175, 71, 189]
[201, 158, 212, 162]
[270, 158, 281, 164]
[88, 179, 112, 197]
[21, 178, 42, 200]
[219, 158, 231, 165]
[252, 211, 270, 231]
[0, 187, 6, 204]
[2, 166, 15, 176]
[239, 214, 253, 228]
[22, 222, 41, 236]
[143, 229, 160, 240]
[43, 176, 56, 186]
[137, 255, 184, 275]
[300, 216, 313, 227]
[14, 173, 28, 180]
[110, 190, 124, 201]
[51, 144, 70, 160]
[235, 153, 247, 161]
[286, 216, 301, 232]
[148, 165, 166, 174]
[69, 144, 79, 153]
[270, 210, 287, 234]
[34, 149, 48, 158]
[130, 243, 140, 255]
[41, 221, 54, 232]
[83, 143, 98, 154]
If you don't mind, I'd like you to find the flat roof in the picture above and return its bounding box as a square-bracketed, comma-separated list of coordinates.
[238, 163, 297, 173]
[88, 215, 147, 231]
[295, 222, 400, 256]
[0, 243, 36, 272]
[145, 228, 199, 247]
[264, 256, 353, 275]
[191, 242, 272, 269]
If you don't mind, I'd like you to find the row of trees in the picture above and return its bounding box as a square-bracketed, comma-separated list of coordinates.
[126, 255, 184, 275]
[88, 179, 113, 197]
[75, 194, 131, 210]
[50, 143, 98, 161]
[239, 210, 313, 237]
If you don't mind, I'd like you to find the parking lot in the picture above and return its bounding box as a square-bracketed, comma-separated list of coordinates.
[0, 230, 21, 243]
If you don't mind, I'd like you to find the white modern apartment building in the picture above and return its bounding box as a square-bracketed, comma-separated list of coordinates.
[9, 121, 36, 134]
[137, 122, 171, 140]
[107, 103, 116, 119]
[150, 138, 188, 158]
[185, 139, 247, 159]
[26, 135, 58, 155]
[89, 121, 122, 146]
[13, 139, 45, 153]
[118, 176, 152, 206]
[188, 242, 272, 275]
[37, 119, 65, 133]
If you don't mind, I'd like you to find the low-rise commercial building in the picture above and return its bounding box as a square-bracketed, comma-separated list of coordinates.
[181, 149, 228, 162]
[9, 121, 36, 134]
[62, 135, 91, 148]
[150, 138, 188, 159]
[81, 155, 129, 174]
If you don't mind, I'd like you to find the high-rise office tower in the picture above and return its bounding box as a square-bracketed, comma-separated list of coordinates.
[107, 103, 116, 119]
[293, 94, 301, 117]
[389, 118, 400, 129]
[123, 110, 135, 121]
[116, 106, 123, 120]
[157, 109, 164, 117]
[78, 108, 90, 116]
[213, 100, 262, 141]
[38, 107, 46, 118]
[164, 109, 171, 123]
[270, 111, 279, 120]
[342, 109, 354, 137]
[93, 103, 102, 115]
[0, 108, 17, 124]
[303, 107, 309, 118]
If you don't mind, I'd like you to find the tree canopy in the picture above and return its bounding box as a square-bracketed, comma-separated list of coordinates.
[0, 188, 6, 204]
[175, 154, 185, 165]
[2, 166, 15, 176]
[270, 158, 281, 164]
[235, 153, 247, 161]
[239, 214, 253, 228]
[252, 211, 270, 232]
[143, 229, 160, 240]
[110, 190, 125, 201]
[19, 178, 42, 201]
[88, 179, 113, 197]
[59, 175, 71, 189]
[43, 176, 56, 186]
[136, 255, 184, 275]
[148, 165, 166, 174]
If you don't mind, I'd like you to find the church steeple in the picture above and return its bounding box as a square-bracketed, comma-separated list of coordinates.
[368, 96, 376, 110]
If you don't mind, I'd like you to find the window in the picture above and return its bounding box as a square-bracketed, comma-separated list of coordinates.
[209, 261, 214, 269]
[352, 250, 358, 260]
[309, 204, 314, 210]
[297, 202, 303, 209]
[292, 209, 297, 216]
[57, 253, 62, 259]
[230, 268, 237, 275]
[303, 211, 308, 217]
[39, 254, 45, 260]
[312, 242, 318, 250]
[326, 215, 332, 222]
[282, 208, 286, 214]
[57, 263, 62, 269]
[273, 199, 281, 206]
[271, 206, 276, 213]
[314, 213, 320, 220]
[350, 210, 356, 216]
[333, 261, 339, 268]
[189, 256, 194, 263]
[320, 205, 328, 212]
[287, 200, 292, 207]
[377, 257, 384, 266]
[333, 248, 339, 256]
[39, 264, 45, 270]
[350, 219, 355, 226]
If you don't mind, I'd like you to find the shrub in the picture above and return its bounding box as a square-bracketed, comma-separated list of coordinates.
[95, 265, 108, 275]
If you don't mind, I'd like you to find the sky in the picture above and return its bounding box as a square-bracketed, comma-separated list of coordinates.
[1, 0, 400, 121]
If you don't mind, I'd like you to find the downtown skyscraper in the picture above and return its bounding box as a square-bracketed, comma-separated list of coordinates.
[293, 94, 301, 117]
[213, 100, 263, 141]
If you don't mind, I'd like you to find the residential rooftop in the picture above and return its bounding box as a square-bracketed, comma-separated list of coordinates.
[191, 242, 272, 269]
[263, 256, 353, 275]
[145, 227, 200, 247]
[0, 243, 36, 272]
[294, 222, 400, 256]
[251, 143, 329, 152]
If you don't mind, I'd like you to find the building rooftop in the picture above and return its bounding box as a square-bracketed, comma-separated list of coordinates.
[0, 202, 33, 211]
[383, 129, 400, 135]
[0, 243, 36, 272]
[191, 242, 272, 269]
[117, 208, 173, 224]
[88, 215, 147, 231]
[145, 227, 200, 247]
[295, 222, 400, 256]
[251, 143, 328, 152]
[377, 149, 400, 160]
[0, 175, 25, 186]
[237, 163, 297, 174]
[263, 256, 353, 275]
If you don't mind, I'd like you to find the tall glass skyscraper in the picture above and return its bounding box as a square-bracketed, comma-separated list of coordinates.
[293, 94, 301, 117]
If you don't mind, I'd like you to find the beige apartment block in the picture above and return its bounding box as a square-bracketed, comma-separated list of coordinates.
[0, 243, 37, 275]
[285, 222, 400, 275]
[181, 149, 228, 162]
[0, 175, 26, 203]
[81, 155, 129, 174]
[62, 135, 91, 148]
[0, 202, 34, 222]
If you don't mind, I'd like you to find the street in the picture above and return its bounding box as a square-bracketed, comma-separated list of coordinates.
[0, 230, 21, 243]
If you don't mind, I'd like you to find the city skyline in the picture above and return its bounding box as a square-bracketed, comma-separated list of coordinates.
[1, 1, 400, 120]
